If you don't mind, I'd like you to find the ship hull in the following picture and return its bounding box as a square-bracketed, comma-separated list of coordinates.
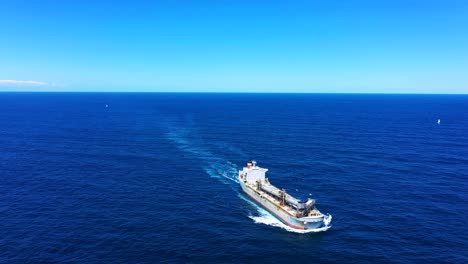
[240, 180, 327, 230]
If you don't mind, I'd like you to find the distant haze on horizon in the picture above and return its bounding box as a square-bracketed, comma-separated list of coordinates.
[1, 0, 467, 94]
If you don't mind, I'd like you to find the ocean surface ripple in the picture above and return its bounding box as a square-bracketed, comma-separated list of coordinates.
[0, 93, 467, 263]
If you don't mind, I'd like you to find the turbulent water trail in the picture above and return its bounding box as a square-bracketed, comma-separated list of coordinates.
[164, 119, 240, 186]
[164, 118, 329, 233]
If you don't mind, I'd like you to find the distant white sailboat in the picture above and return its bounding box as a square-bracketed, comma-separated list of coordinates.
[437, 119, 441, 124]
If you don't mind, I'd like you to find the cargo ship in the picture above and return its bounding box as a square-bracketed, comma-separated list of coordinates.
[239, 160, 332, 230]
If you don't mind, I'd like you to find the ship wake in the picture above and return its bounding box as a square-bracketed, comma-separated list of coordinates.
[164, 118, 242, 185]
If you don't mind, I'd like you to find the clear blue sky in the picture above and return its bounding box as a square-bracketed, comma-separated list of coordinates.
[1, 0, 467, 93]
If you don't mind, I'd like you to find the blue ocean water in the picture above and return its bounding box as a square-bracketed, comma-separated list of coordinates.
[0, 93, 467, 263]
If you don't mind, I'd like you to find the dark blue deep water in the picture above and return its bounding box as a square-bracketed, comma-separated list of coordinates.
[1, 93, 467, 263]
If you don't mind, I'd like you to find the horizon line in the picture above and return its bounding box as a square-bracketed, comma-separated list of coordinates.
[0, 91, 467, 95]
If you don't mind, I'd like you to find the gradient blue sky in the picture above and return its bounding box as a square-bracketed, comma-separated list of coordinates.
[1, 0, 467, 93]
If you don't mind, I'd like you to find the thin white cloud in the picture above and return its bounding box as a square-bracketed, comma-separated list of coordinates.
[0, 79, 50, 86]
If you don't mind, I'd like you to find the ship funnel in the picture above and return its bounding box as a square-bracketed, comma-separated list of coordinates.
[247, 161, 252, 169]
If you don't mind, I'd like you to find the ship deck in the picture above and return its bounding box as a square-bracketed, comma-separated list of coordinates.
[245, 182, 321, 218]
